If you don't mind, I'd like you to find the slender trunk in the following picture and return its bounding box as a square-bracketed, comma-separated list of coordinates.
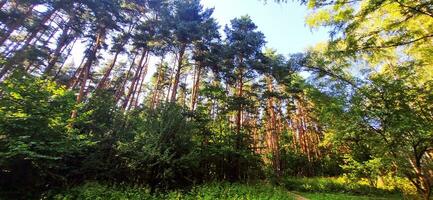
[235, 65, 244, 181]
[20, 9, 57, 51]
[0, 5, 35, 46]
[45, 25, 73, 75]
[190, 62, 202, 111]
[96, 50, 120, 90]
[96, 23, 134, 90]
[165, 63, 176, 103]
[122, 50, 147, 109]
[236, 66, 244, 141]
[265, 75, 280, 177]
[150, 59, 165, 109]
[54, 38, 77, 79]
[69, 54, 87, 89]
[71, 28, 105, 118]
[131, 60, 148, 109]
[115, 53, 137, 103]
[25, 24, 58, 72]
[170, 44, 186, 103]
[0, 4, 35, 79]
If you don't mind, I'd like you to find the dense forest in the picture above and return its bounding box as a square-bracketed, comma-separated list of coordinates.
[0, 0, 432, 199]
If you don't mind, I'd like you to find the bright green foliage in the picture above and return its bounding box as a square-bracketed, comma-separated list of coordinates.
[0, 73, 76, 196]
[183, 182, 296, 200]
[304, 0, 433, 77]
[284, 177, 400, 197]
[300, 192, 402, 200]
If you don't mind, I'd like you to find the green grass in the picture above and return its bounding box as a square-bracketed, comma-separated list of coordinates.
[299, 192, 403, 200]
[48, 182, 297, 200]
[284, 177, 403, 197]
[47, 178, 413, 200]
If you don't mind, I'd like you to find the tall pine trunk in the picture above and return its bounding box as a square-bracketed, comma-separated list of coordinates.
[265, 75, 281, 177]
[20, 9, 57, 51]
[96, 24, 134, 90]
[96, 51, 121, 90]
[150, 59, 165, 109]
[114, 53, 137, 103]
[170, 44, 186, 103]
[45, 23, 73, 75]
[71, 28, 105, 118]
[190, 62, 202, 111]
[122, 50, 147, 109]
[236, 66, 244, 142]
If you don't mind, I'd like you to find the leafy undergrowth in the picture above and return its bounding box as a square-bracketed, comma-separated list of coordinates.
[47, 178, 413, 200]
[284, 177, 407, 198]
[48, 182, 297, 200]
[300, 192, 403, 200]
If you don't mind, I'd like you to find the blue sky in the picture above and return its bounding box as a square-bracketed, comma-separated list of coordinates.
[201, 0, 329, 55]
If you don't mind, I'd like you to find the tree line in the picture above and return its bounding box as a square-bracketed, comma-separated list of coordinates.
[0, 0, 432, 199]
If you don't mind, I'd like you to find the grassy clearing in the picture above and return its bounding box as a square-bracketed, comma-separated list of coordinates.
[299, 192, 403, 200]
[284, 177, 406, 197]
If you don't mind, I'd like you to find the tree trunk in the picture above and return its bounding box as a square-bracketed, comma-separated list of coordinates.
[96, 23, 134, 90]
[265, 75, 281, 177]
[20, 9, 57, 51]
[68, 54, 88, 89]
[0, 4, 35, 46]
[165, 64, 175, 103]
[24, 23, 59, 72]
[170, 44, 186, 103]
[190, 62, 202, 111]
[150, 59, 165, 109]
[122, 50, 147, 109]
[115, 53, 138, 103]
[53, 38, 77, 79]
[236, 66, 244, 141]
[71, 28, 105, 118]
[45, 24, 73, 75]
[96, 50, 121, 90]
[130, 61, 148, 109]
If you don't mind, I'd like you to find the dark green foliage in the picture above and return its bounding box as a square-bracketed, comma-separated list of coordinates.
[0, 73, 76, 198]
[67, 89, 128, 183]
[279, 148, 342, 178]
[198, 129, 264, 181]
[118, 104, 201, 188]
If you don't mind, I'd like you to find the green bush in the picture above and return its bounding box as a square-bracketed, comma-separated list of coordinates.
[117, 104, 202, 188]
[0, 73, 77, 198]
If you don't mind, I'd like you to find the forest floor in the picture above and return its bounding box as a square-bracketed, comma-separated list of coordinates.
[47, 181, 405, 200]
[295, 192, 403, 200]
